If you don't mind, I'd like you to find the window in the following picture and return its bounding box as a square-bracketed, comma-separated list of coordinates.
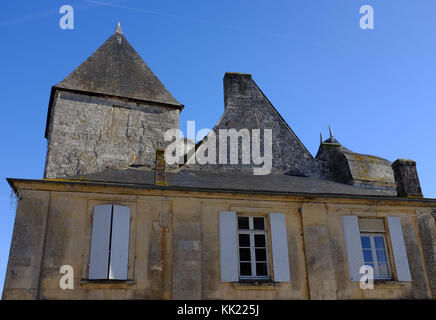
[342, 215, 411, 282]
[89, 204, 130, 280]
[219, 211, 290, 283]
[360, 233, 391, 280]
[237, 216, 269, 279]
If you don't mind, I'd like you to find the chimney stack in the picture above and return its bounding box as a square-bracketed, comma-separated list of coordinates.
[155, 148, 167, 186]
[392, 159, 423, 198]
[223, 72, 252, 109]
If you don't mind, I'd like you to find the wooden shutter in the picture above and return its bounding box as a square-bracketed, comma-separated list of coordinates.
[219, 211, 238, 282]
[269, 213, 291, 282]
[109, 205, 131, 280]
[387, 216, 412, 281]
[342, 215, 364, 281]
[89, 204, 112, 280]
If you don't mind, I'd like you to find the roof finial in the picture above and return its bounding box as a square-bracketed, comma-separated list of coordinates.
[115, 21, 123, 34]
[320, 132, 323, 145]
[329, 125, 334, 138]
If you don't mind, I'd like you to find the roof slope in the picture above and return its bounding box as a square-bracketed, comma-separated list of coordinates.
[55, 24, 182, 107]
[62, 167, 396, 197]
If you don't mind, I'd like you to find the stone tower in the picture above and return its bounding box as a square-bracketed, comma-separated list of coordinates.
[43, 23, 183, 179]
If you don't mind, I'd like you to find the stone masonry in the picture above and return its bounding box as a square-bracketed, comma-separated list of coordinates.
[44, 90, 179, 178]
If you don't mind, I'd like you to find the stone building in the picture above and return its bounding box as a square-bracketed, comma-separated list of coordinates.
[3, 24, 436, 300]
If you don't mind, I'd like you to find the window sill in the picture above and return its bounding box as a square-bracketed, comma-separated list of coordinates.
[372, 280, 410, 288]
[232, 280, 280, 290]
[80, 279, 135, 289]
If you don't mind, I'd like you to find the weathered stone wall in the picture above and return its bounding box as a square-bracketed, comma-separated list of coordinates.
[417, 209, 436, 295]
[184, 73, 321, 177]
[2, 182, 435, 299]
[44, 89, 180, 179]
[2, 190, 50, 299]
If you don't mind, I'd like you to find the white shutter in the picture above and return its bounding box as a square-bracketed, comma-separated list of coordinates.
[219, 211, 238, 282]
[109, 205, 131, 280]
[269, 213, 291, 282]
[387, 216, 412, 281]
[89, 204, 112, 280]
[342, 215, 364, 281]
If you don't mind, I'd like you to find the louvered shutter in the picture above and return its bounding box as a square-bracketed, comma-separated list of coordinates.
[109, 205, 131, 280]
[387, 217, 412, 281]
[219, 211, 238, 282]
[89, 204, 112, 280]
[269, 213, 291, 282]
[342, 215, 364, 281]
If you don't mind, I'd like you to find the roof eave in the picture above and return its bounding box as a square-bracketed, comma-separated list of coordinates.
[6, 177, 436, 204]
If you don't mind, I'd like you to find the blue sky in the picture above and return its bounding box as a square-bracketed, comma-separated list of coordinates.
[0, 0, 435, 294]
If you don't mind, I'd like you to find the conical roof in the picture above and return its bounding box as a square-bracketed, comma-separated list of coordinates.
[55, 23, 182, 107]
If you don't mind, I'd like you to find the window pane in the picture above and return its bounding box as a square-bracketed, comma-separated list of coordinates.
[240, 263, 252, 276]
[253, 218, 265, 230]
[378, 263, 389, 277]
[254, 234, 266, 247]
[361, 236, 371, 249]
[363, 249, 374, 263]
[255, 248, 266, 262]
[238, 217, 249, 230]
[256, 263, 268, 276]
[374, 236, 385, 249]
[376, 249, 387, 263]
[239, 248, 251, 261]
[239, 234, 250, 247]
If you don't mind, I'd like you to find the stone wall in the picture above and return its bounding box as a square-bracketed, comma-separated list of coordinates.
[44, 89, 180, 179]
[184, 73, 321, 177]
[3, 181, 434, 299]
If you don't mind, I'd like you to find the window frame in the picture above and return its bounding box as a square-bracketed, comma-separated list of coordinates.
[360, 232, 393, 281]
[237, 215, 270, 280]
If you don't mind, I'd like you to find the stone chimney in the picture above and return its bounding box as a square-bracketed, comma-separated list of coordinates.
[223, 72, 252, 110]
[155, 148, 167, 186]
[392, 159, 423, 198]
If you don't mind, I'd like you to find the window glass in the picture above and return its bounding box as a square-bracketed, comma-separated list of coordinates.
[238, 217, 249, 230]
[239, 234, 250, 247]
[361, 236, 371, 249]
[240, 263, 251, 276]
[360, 233, 391, 280]
[253, 217, 265, 230]
[254, 234, 266, 247]
[374, 236, 384, 249]
[255, 248, 266, 261]
[256, 263, 268, 276]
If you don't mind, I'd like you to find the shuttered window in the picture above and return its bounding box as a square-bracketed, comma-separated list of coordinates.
[342, 215, 412, 282]
[219, 211, 290, 282]
[89, 204, 131, 280]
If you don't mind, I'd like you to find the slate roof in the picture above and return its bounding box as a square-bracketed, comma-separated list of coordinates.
[62, 167, 396, 197]
[54, 23, 182, 107]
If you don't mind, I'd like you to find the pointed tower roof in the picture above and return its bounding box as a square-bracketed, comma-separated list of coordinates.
[54, 22, 182, 108]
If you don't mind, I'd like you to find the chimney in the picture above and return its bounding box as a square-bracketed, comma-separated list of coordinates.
[392, 159, 423, 198]
[154, 148, 167, 186]
[223, 72, 252, 109]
